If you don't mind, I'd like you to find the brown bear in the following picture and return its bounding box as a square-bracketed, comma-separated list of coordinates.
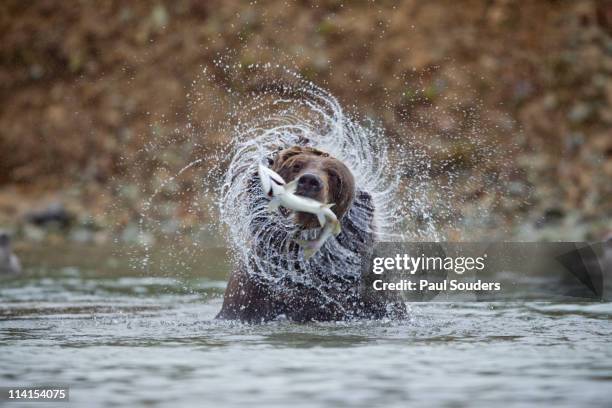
[216, 146, 406, 322]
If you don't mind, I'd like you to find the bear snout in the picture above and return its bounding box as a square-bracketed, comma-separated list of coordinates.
[296, 173, 324, 197]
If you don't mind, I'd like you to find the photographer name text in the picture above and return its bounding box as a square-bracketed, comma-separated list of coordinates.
[371, 253, 501, 292]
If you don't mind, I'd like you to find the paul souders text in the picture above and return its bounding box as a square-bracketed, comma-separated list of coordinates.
[372, 279, 501, 292]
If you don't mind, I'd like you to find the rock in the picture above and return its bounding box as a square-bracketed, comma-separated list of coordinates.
[542, 93, 558, 110]
[535, 207, 565, 228]
[22, 225, 46, 242]
[25, 202, 73, 229]
[151, 4, 169, 30]
[568, 102, 593, 124]
[0, 230, 21, 275]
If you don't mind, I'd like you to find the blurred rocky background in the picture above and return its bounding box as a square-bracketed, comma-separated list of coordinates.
[0, 0, 610, 247]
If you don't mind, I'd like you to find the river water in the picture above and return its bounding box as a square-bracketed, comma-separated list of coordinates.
[1, 244, 611, 407]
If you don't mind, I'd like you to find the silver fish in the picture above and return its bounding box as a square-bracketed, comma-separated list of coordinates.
[258, 163, 338, 228]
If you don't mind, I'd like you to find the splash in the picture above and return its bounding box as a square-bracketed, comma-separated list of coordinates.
[125, 63, 516, 299]
[218, 71, 410, 287]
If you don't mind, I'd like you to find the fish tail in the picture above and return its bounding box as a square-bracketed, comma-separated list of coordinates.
[316, 213, 326, 228]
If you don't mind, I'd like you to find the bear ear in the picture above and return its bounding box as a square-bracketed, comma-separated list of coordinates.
[271, 146, 331, 169]
[302, 146, 329, 157]
[272, 146, 304, 167]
